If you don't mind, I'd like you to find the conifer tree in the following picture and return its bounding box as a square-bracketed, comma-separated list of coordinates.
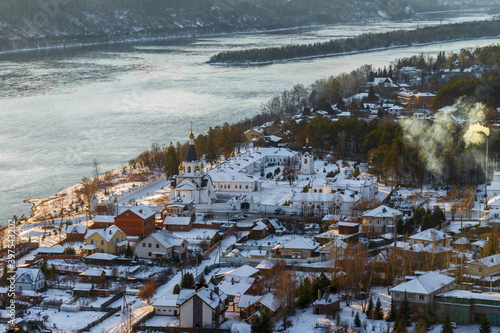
[399, 293, 413, 326]
[441, 311, 453, 333]
[479, 313, 492, 333]
[173, 284, 181, 294]
[395, 317, 408, 333]
[386, 301, 397, 322]
[354, 312, 361, 327]
[198, 274, 206, 285]
[180, 272, 194, 288]
[375, 297, 384, 320]
[366, 297, 374, 319]
[251, 308, 274, 333]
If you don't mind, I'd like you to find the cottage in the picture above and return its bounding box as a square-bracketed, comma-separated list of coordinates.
[178, 284, 227, 328]
[273, 236, 320, 259]
[468, 253, 500, 279]
[83, 225, 127, 255]
[391, 272, 455, 317]
[91, 215, 115, 229]
[163, 216, 193, 232]
[409, 228, 452, 248]
[135, 230, 188, 261]
[66, 225, 88, 242]
[313, 292, 340, 315]
[79, 269, 106, 284]
[14, 268, 45, 293]
[114, 204, 156, 238]
[163, 196, 195, 219]
[362, 205, 403, 236]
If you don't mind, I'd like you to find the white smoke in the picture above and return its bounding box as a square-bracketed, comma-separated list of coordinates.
[401, 100, 489, 177]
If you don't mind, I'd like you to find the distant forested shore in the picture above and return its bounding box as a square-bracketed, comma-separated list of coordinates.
[208, 20, 500, 65]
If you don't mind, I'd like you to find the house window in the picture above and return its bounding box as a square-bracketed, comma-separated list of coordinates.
[100, 240, 104, 245]
[394, 292, 400, 299]
[148, 252, 151, 257]
[419, 305, 424, 311]
[100, 249, 104, 253]
[142, 243, 145, 247]
[156, 244, 159, 248]
[148, 243, 152, 248]
[246, 185, 249, 189]
[90, 239, 94, 245]
[110, 239, 113, 245]
[419, 295, 424, 300]
[187, 166, 191, 173]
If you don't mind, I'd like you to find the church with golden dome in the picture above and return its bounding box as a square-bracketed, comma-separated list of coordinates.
[168, 131, 217, 204]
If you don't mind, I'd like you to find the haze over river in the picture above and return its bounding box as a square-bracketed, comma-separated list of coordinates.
[1, 11, 499, 224]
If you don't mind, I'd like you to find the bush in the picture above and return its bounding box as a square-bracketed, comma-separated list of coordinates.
[266, 172, 273, 179]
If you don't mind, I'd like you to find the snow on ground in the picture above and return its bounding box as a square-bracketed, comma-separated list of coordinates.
[141, 315, 179, 327]
[24, 308, 107, 332]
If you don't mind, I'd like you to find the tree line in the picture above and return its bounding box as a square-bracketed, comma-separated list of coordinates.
[208, 20, 500, 64]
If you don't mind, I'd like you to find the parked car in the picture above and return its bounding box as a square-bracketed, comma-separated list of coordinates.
[233, 214, 245, 220]
[290, 211, 297, 216]
[274, 208, 285, 215]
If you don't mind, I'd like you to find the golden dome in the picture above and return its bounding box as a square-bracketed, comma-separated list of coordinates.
[178, 164, 183, 170]
[200, 162, 205, 169]
[189, 131, 195, 140]
[230, 151, 235, 157]
[194, 164, 200, 171]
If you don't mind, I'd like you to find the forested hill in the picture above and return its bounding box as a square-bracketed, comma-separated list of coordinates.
[208, 20, 500, 65]
[0, 0, 498, 52]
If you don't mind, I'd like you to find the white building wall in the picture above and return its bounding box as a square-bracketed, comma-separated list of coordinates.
[180, 298, 194, 327]
[202, 303, 213, 328]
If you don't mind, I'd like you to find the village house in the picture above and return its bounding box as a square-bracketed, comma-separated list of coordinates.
[244, 127, 265, 142]
[14, 268, 45, 293]
[114, 203, 156, 238]
[468, 253, 500, 280]
[409, 228, 452, 248]
[84, 253, 118, 265]
[178, 284, 228, 329]
[362, 205, 403, 236]
[209, 172, 262, 193]
[273, 236, 320, 259]
[237, 293, 279, 320]
[249, 220, 268, 239]
[163, 216, 193, 232]
[163, 196, 195, 219]
[79, 269, 106, 284]
[397, 91, 435, 110]
[91, 215, 115, 229]
[291, 191, 362, 217]
[135, 230, 188, 261]
[0, 287, 8, 309]
[83, 225, 127, 255]
[313, 291, 340, 315]
[66, 225, 88, 242]
[391, 272, 455, 317]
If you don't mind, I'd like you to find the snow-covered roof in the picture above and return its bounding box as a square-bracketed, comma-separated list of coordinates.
[85, 225, 125, 242]
[209, 172, 257, 183]
[260, 293, 279, 312]
[82, 244, 98, 250]
[218, 275, 255, 297]
[437, 290, 500, 302]
[93, 215, 115, 223]
[85, 253, 118, 260]
[180, 284, 227, 309]
[391, 272, 455, 295]
[454, 237, 469, 245]
[153, 295, 178, 307]
[409, 229, 451, 242]
[362, 205, 403, 218]
[474, 253, 500, 268]
[128, 203, 155, 219]
[237, 295, 262, 309]
[73, 283, 93, 291]
[66, 225, 87, 234]
[225, 265, 260, 278]
[276, 236, 319, 251]
[15, 268, 44, 284]
[37, 245, 65, 255]
[252, 221, 267, 231]
[248, 250, 267, 257]
[256, 260, 274, 270]
[438, 106, 458, 113]
[163, 216, 192, 226]
[337, 222, 359, 228]
[80, 269, 105, 277]
[146, 230, 185, 248]
[166, 196, 193, 205]
[313, 292, 339, 305]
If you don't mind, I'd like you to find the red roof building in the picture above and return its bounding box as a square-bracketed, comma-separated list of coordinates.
[114, 204, 156, 238]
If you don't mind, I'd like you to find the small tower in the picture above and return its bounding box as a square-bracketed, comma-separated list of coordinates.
[301, 138, 315, 175]
[182, 130, 199, 176]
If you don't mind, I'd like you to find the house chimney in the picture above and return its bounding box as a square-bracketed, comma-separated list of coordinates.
[214, 286, 219, 295]
[318, 290, 322, 300]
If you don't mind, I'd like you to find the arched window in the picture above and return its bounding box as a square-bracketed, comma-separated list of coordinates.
[187, 166, 191, 173]
[304, 158, 308, 164]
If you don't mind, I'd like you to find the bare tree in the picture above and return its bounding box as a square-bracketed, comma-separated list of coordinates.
[93, 159, 100, 179]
